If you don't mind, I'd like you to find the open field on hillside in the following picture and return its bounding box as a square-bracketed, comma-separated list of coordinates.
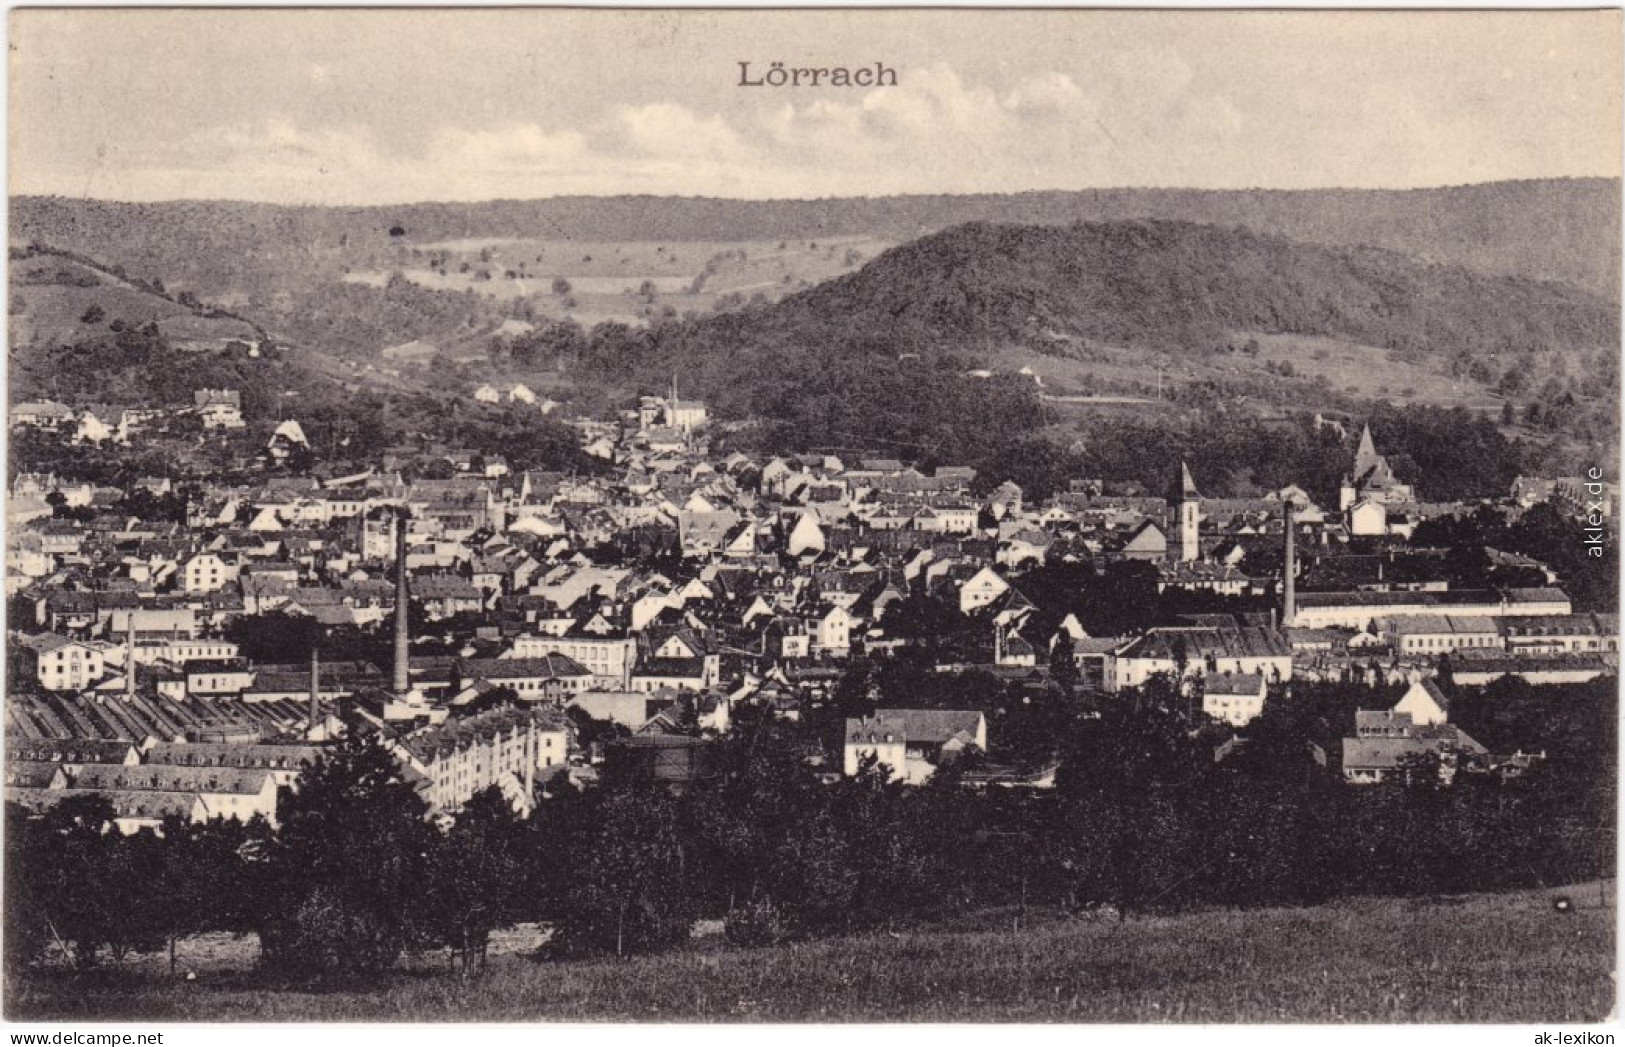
[1245, 333, 1505, 410]
[9, 884, 1612, 1023]
[990, 333, 1506, 416]
[343, 236, 894, 328]
[10, 258, 259, 354]
[10, 283, 189, 350]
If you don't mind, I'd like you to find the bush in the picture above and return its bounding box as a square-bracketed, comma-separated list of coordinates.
[725, 898, 793, 948]
[259, 885, 405, 982]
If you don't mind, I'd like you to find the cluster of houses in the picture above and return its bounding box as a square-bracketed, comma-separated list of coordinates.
[5, 395, 1616, 829]
[12, 387, 310, 462]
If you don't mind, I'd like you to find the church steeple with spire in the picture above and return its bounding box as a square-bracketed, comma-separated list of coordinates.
[1171, 461, 1201, 564]
[1340, 423, 1413, 511]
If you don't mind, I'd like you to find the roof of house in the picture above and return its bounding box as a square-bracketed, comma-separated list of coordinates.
[846, 709, 984, 746]
[6, 787, 204, 822]
[1382, 615, 1499, 635]
[1342, 724, 1488, 770]
[1202, 672, 1266, 696]
[1117, 625, 1291, 662]
[144, 742, 325, 771]
[6, 738, 141, 764]
[462, 654, 592, 681]
[70, 763, 275, 795]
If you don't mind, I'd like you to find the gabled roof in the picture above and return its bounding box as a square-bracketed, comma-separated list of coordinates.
[846, 709, 984, 746]
[1342, 724, 1487, 770]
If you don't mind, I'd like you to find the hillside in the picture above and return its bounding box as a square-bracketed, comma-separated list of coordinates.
[11, 178, 1620, 301]
[621, 219, 1616, 410]
[8, 249, 262, 355]
[746, 220, 1617, 358]
[10, 885, 1612, 1022]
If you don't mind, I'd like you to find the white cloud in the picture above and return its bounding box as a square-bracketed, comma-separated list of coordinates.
[431, 125, 589, 172]
[611, 103, 743, 162]
[53, 63, 1136, 202]
[23, 47, 1612, 205]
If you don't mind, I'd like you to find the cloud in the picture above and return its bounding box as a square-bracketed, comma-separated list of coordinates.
[43, 63, 1131, 202]
[1002, 72, 1090, 119]
[431, 125, 589, 172]
[610, 103, 743, 162]
[22, 49, 1609, 205]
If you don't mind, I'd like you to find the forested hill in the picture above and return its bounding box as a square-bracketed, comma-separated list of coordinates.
[12, 177, 1621, 298]
[628, 219, 1618, 393]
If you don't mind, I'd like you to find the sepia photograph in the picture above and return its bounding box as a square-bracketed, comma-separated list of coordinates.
[2, 6, 1619, 1026]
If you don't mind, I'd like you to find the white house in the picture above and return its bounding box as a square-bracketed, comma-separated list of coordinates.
[814, 605, 858, 654]
[1392, 677, 1450, 727]
[844, 710, 987, 785]
[181, 552, 239, 594]
[1202, 672, 1267, 727]
[1348, 499, 1388, 537]
[787, 512, 826, 557]
[958, 566, 1010, 614]
[194, 389, 246, 429]
[664, 399, 709, 432]
[24, 634, 107, 692]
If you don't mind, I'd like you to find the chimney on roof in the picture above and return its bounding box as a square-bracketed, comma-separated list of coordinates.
[393, 509, 411, 695]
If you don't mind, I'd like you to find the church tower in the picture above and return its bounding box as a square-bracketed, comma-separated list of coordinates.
[1175, 461, 1200, 564]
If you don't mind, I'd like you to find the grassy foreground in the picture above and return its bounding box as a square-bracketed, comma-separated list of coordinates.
[8, 884, 1613, 1023]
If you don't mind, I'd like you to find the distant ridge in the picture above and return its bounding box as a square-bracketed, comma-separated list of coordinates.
[11, 178, 1620, 299]
[646, 218, 1618, 382]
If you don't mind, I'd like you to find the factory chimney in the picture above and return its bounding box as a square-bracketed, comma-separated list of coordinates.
[392, 509, 411, 695]
[523, 715, 536, 818]
[125, 627, 136, 699]
[309, 644, 321, 736]
[1282, 502, 1298, 629]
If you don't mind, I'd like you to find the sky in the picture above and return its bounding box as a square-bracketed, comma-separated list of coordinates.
[8, 9, 1622, 205]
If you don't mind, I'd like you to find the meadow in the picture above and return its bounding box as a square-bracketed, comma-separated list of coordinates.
[990, 332, 1506, 415]
[8, 884, 1612, 1023]
[342, 235, 894, 327]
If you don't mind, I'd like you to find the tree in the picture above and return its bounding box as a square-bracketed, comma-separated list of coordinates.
[223, 610, 324, 664]
[28, 795, 165, 969]
[550, 787, 694, 958]
[4, 805, 52, 973]
[551, 277, 572, 297]
[258, 737, 440, 983]
[79, 304, 105, 324]
[427, 786, 528, 977]
[149, 816, 262, 974]
[1050, 631, 1079, 696]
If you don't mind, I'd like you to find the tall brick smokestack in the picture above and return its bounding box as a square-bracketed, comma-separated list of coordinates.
[1283, 502, 1297, 629]
[393, 510, 411, 695]
[309, 644, 321, 735]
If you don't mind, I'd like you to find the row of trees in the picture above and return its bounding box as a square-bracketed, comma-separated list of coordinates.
[1413, 502, 1619, 613]
[8, 673, 1613, 987]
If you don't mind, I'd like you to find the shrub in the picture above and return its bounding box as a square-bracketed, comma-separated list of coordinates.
[259, 885, 405, 982]
[725, 898, 793, 948]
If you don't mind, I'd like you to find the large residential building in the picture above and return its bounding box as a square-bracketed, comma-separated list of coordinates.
[393, 707, 570, 814]
[844, 709, 987, 785]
